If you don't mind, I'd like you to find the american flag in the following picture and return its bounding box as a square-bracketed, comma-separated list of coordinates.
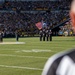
[35, 22, 43, 30]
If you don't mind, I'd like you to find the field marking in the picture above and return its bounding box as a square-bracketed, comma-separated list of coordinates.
[0, 65, 42, 71]
[16, 49, 57, 53]
[0, 42, 25, 44]
[0, 54, 48, 59]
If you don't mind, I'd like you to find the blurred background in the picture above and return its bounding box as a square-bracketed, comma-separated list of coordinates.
[0, 0, 73, 37]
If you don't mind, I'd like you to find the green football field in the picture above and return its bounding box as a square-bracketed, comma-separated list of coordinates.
[0, 36, 75, 75]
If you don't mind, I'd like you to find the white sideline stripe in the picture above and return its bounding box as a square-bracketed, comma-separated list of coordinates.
[0, 54, 48, 59]
[0, 65, 42, 71]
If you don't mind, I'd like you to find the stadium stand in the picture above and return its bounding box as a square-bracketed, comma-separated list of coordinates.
[0, 0, 72, 37]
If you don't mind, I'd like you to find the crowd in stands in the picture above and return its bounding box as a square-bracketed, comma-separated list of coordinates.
[58, 20, 73, 36]
[0, 1, 70, 11]
[0, 0, 72, 37]
[0, 10, 69, 37]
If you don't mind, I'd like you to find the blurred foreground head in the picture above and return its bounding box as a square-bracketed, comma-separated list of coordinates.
[70, 0, 75, 32]
[70, 0, 75, 13]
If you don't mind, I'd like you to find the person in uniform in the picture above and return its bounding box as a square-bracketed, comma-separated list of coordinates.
[39, 29, 43, 41]
[46, 28, 49, 41]
[0, 31, 3, 42]
[42, 48, 75, 75]
[49, 30, 52, 41]
[42, 28, 46, 41]
[15, 30, 19, 41]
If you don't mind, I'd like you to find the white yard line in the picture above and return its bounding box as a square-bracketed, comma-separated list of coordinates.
[0, 42, 25, 44]
[0, 49, 57, 53]
[0, 54, 48, 59]
[32, 49, 57, 52]
[16, 49, 57, 53]
[0, 65, 42, 71]
[32, 49, 51, 52]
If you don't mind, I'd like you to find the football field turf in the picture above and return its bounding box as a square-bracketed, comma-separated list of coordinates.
[0, 36, 75, 75]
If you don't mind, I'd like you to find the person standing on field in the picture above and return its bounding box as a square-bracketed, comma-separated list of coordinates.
[15, 30, 19, 41]
[0, 31, 3, 42]
[49, 29, 52, 41]
[39, 29, 43, 41]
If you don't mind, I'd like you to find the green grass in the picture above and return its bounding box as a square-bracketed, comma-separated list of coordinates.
[0, 36, 75, 75]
